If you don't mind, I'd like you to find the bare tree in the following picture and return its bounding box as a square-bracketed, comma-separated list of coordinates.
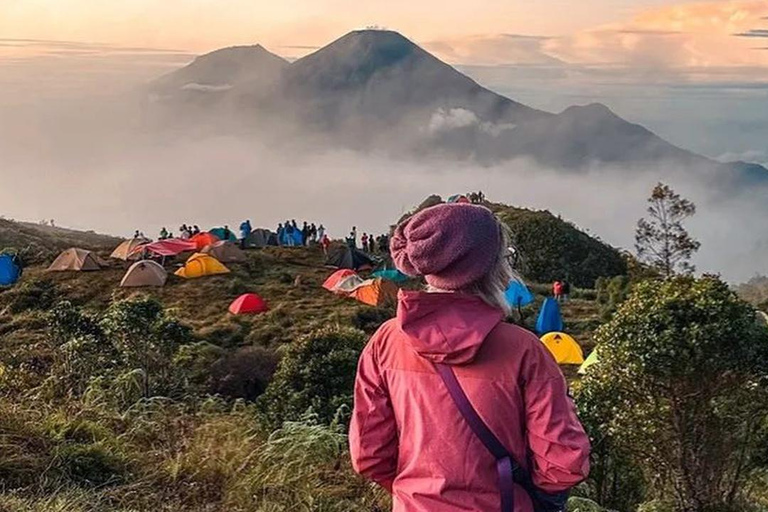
[635, 183, 700, 278]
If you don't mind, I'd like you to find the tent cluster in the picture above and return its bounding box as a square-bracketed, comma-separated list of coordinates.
[534, 296, 586, 366]
[323, 269, 399, 307]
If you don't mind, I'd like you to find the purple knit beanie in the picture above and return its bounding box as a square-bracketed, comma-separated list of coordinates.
[391, 203, 501, 290]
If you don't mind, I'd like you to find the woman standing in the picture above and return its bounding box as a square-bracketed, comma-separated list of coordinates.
[350, 203, 589, 511]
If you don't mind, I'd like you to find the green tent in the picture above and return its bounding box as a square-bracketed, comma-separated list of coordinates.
[578, 348, 599, 375]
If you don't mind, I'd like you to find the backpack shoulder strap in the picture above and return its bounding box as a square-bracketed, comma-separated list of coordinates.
[434, 362, 516, 512]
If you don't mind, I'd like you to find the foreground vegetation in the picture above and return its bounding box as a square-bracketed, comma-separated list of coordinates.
[0, 195, 767, 511]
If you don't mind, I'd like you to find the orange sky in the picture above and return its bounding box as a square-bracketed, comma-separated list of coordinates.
[2, 0, 768, 72]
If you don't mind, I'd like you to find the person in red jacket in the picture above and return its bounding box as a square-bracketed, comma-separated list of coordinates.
[349, 203, 590, 512]
[553, 280, 563, 301]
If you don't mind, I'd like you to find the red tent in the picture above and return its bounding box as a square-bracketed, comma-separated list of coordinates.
[130, 238, 197, 257]
[322, 269, 357, 292]
[191, 232, 220, 251]
[229, 293, 269, 315]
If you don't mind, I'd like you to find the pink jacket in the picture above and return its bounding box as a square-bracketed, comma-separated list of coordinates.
[349, 291, 590, 511]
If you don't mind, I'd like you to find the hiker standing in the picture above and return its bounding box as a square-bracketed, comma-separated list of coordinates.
[159, 227, 168, 240]
[310, 223, 318, 243]
[317, 224, 325, 242]
[561, 280, 571, 302]
[349, 203, 590, 511]
[361, 233, 369, 252]
[351, 226, 358, 247]
[321, 234, 331, 255]
[240, 220, 252, 249]
[553, 280, 563, 302]
[133, 230, 141, 239]
[222, 225, 232, 241]
[302, 222, 310, 246]
[285, 222, 295, 247]
[368, 235, 376, 254]
[277, 224, 285, 246]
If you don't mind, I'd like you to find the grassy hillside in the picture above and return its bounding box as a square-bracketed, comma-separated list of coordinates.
[0, 213, 607, 511]
[0, 218, 121, 264]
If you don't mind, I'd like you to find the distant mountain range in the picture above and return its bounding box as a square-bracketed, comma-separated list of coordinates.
[148, 30, 767, 184]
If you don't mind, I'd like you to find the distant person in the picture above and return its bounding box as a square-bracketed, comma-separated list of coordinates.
[286, 222, 296, 247]
[349, 203, 590, 510]
[159, 227, 168, 240]
[553, 280, 564, 302]
[310, 223, 318, 243]
[317, 224, 325, 241]
[222, 225, 232, 241]
[133, 230, 141, 239]
[277, 223, 285, 246]
[302, 222, 310, 246]
[240, 220, 252, 249]
[321, 234, 331, 255]
[561, 280, 571, 302]
[361, 233, 369, 251]
[348, 232, 357, 248]
[168, 231, 175, 239]
[351, 226, 358, 246]
[368, 235, 376, 254]
[192, 225, 201, 235]
[378, 234, 389, 254]
[291, 219, 298, 230]
[50, 219, 55, 227]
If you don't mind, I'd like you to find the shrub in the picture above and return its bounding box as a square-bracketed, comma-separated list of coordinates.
[8, 279, 57, 314]
[351, 306, 395, 334]
[54, 443, 126, 487]
[209, 345, 280, 401]
[258, 326, 367, 429]
[579, 276, 768, 511]
[595, 275, 631, 322]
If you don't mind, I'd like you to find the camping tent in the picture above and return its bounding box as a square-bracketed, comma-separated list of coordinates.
[246, 229, 277, 248]
[202, 241, 246, 263]
[208, 228, 237, 243]
[229, 293, 269, 315]
[120, 260, 168, 287]
[110, 238, 149, 261]
[190, 232, 219, 251]
[279, 229, 304, 246]
[326, 245, 373, 270]
[350, 278, 398, 307]
[48, 248, 105, 271]
[578, 348, 599, 375]
[323, 269, 358, 292]
[133, 239, 197, 258]
[540, 332, 584, 365]
[174, 253, 230, 279]
[447, 194, 470, 204]
[0, 254, 21, 286]
[505, 281, 535, 308]
[535, 298, 564, 335]
[372, 269, 409, 283]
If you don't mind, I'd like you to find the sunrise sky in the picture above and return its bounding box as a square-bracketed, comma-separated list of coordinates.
[2, 0, 768, 73]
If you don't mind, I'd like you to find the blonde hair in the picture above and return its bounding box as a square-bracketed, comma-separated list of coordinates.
[427, 221, 521, 314]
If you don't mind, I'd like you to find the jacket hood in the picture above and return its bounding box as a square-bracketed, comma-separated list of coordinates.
[396, 290, 504, 365]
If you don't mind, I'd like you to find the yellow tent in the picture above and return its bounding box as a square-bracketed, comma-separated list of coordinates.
[174, 253, 230, 279]
[540, 332, 584, 365]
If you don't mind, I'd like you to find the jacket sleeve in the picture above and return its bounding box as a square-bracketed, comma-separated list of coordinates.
[348, 334, 398, 492]
[523, 342, 591, 492]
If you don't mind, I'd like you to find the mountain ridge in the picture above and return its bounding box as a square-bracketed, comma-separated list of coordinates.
[148, 29, 767, 182]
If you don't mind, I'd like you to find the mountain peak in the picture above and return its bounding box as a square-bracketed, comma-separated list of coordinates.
[560, 103, 619, 120]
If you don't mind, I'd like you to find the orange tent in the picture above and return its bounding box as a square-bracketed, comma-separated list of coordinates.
[322, 269, 357, 292]
[190, 232, 219, 251]
[229, 293, 269, 315]
[351, 278, 398, 307]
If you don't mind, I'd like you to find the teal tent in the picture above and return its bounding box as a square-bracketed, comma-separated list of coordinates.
[505, 281, 534, 308]
[0, 254, 21, 286]
[208, 228, 237, 242]
[535, 298, 563, 335]
[373, 269, 409, 283]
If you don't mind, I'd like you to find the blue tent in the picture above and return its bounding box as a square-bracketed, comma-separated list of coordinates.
[279, 229, 304, 246]
[373, 269, 409, 283]
[0, 254, 21, 286]
[208, 228, 237, 242]
[536, 298, 563, 335]
[505, 281, 534, 308]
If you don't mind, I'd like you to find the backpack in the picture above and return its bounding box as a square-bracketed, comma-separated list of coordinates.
[434, 363, 569, 512]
